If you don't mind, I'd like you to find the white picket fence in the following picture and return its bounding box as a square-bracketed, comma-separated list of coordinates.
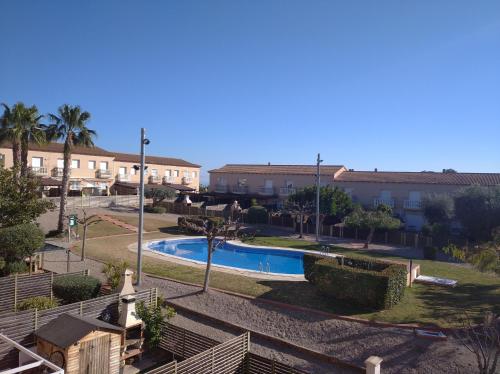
[47, 195, 139, 209]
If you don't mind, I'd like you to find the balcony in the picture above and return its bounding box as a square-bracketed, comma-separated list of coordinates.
[232, 185, 249, 194]
[149, 175, 161, 184]
[214, 184, 228, 193]
[51, 167, 67, 178]
[96, 169, 112, 179]
[404, 200, 422, 210]
[373, 198, 395, 208]
[29, 166, 48, 176]
[116, 174, 130, 182]
[182, 176, 193, 185]
[279, 187, 296, 196]
[258, 186, 275, 195]
[163, 176, 175, 184]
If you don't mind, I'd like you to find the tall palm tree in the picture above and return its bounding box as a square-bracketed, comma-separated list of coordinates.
[0, 103, 46, 177]
[47, 104, 96, 232]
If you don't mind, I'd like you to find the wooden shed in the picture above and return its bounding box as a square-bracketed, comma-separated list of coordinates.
[35, 313, 123, 374]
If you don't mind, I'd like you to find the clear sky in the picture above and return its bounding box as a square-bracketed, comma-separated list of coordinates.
[1, 1, 499, 183]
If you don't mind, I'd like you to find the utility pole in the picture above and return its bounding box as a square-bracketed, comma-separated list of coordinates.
[316, 153, 323, 242]
[136, 128, 149, 286]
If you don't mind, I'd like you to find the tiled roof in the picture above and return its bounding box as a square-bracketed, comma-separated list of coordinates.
[209, 164, 345, 176]
[0, 141, 111, 157]
[113, 152, 200, 168]
[335, 171, 500, 186]
[40, 177, 62, 187]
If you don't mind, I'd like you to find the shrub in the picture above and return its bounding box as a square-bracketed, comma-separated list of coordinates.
[247, 206, 268, 224]
[2, 261, 28, 275]
[423, 246, 438, 260]
[52, 275, 101, 303]
[17, 296, 58, 311]
[303, 254, 407, 309]
[102, 260, 130, 290]
[442, 244, 466, 262]
[0, 223, 45, 264]
[144, 206, 166, 214]
[471, 249, 499, 273]
[137, 298, 175, 348]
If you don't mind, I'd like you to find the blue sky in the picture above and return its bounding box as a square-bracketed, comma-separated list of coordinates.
[1, 1, 499, 183]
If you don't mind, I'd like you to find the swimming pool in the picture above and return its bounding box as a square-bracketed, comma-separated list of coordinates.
[146, 238, 305, 275]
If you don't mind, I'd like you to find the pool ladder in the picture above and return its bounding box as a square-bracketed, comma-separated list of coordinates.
[258, 260, 271, 273]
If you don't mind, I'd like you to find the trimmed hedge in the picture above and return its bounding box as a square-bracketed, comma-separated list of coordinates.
[144, 206, 166, 214]
[303, 253, 407, 309]
[52, 275, 101, 303]
[247, 206, 268, 224]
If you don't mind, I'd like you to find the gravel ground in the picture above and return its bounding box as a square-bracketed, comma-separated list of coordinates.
[42, 240, 477, 374]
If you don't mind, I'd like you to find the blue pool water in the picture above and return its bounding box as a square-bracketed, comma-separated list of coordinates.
[147, 238, 304, 275]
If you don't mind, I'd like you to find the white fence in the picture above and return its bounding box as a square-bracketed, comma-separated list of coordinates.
[47, 195, 139, 209]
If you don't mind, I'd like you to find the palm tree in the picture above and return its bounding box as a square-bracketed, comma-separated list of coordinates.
[0, 103, 46, 177]
[47, 105, 96, 232]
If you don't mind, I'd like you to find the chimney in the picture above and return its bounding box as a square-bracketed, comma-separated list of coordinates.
[374, 168, 378, 172]
[268, 162, 271, 166]
[117, 269, 142, 328]
[118, 269, 135, 296]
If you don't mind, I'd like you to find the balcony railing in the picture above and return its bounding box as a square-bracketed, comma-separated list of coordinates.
[404, 199, 422, 210]
[279, 187, 296, 196]
[163, 176, 175, 184]
[232, 185, 249, 194]
[51, 167, 67, 178]
[214, 184, 228, 193]
[258, 186, 275, 195]
[96, 169, 112, 179]
[373, 198, 395, 208]
[116, 174, 130, 182]
[182, 176, 193, 185]
[29, 166, 48, 176]
[149, 175, 161, 184]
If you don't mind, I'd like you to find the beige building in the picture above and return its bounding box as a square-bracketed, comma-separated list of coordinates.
[0, 142, 200, 194]
[209, 164, 500, 230]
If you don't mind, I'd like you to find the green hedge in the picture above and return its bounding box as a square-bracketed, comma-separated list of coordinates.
[17, 296, 58, 311]
[52, 275, 101, 303]
[247, 206, 268, 224]
[144, 206, 166, 214]
[303, 253, 407, 309]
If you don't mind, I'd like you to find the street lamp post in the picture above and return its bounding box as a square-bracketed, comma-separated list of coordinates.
[136, 128, 150, 286]
[316, 153, 323, 242]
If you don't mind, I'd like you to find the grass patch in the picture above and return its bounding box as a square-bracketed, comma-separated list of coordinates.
[72, 231, 500, 326]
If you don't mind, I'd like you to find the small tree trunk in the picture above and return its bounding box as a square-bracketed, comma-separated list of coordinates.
[203, 237, 214, 292]
[364, 227, 375, 249]
[81, 224, 87, 261]
[299, 213, 304, 239]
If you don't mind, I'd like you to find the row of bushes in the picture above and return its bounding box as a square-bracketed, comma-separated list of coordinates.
[304, 253, 407, 309]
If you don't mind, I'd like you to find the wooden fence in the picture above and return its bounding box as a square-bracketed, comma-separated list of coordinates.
[0, 270, 89, 313]
[0, 288, 157, 370]
[148, 322, 310, 374]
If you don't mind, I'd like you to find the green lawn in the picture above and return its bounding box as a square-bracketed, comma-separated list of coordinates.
[72, 227, 500, 327]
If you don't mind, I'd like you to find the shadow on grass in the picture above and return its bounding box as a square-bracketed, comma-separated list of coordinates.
[252, 279, 377, 319]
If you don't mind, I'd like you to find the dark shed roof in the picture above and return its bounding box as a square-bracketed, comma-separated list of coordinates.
[35, 313, 123, 348]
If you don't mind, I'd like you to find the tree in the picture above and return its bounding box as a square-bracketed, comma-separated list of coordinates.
[455, 312, 500, 374]
[19, 105, 46, 177]
[442, 168, 457, 173]
[454, 186, 500, 242]
[144, 186, 176, 207]
[77, 209, 102, 261]
[1, 103, 25, 173]
[0, 167, 54, 227]
[287, 189, 314, 238]
[344, 205, 401, 248]
[178, 216, 240, 292]
[47, 105, 96, 233]
[422, 193, 454, 225]
[0, 223, 45, 264]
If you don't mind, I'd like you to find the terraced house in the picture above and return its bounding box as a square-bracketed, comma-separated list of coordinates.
[209, 164, 500, 230]
[0, 142, 200, 194]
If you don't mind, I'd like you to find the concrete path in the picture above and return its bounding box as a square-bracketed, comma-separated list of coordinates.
[98, 214, 140, 232]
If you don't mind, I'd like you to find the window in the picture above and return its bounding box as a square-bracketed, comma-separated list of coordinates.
[183, 170, 190, 178]
[99, 182, 107, 190]
[217, 176, 226, 185]
[192, 171, 197, 178]
[0, 154, 5, 168]
[151, 169, 158, 177]
[238, 178, 247, 186]
[71, 159, 80, 169]
[57, 159, 64, 168]
[88, 160, 96, 170]
[174, 170, 179, 177]
[70, 181, 81, 190]
[130, 167, 136, 175]
[119, 167, 127, 175]
[31, 157, 43, 167]
[99, 161, 108, 171]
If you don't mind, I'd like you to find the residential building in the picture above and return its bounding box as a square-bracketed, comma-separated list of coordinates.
[209, 164, 500, 231]
[0, 142, 201, 194]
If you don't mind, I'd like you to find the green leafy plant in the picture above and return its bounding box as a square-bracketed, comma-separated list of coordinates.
[136, 298, 175, 348]
[442, 244, 466, 262]
[52, 275, 101, 303]
[303, 253, 407, 309]
[471, 249, 499, 273]
[0, 223, 45, 264]
[144, 206, 166, 214]
[423, 246, 438, 260]
[247, 205, 268, 224]
[2, 261, 28, 275]
[17, 296, 58, 311]
[102, 260, 130, 290]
